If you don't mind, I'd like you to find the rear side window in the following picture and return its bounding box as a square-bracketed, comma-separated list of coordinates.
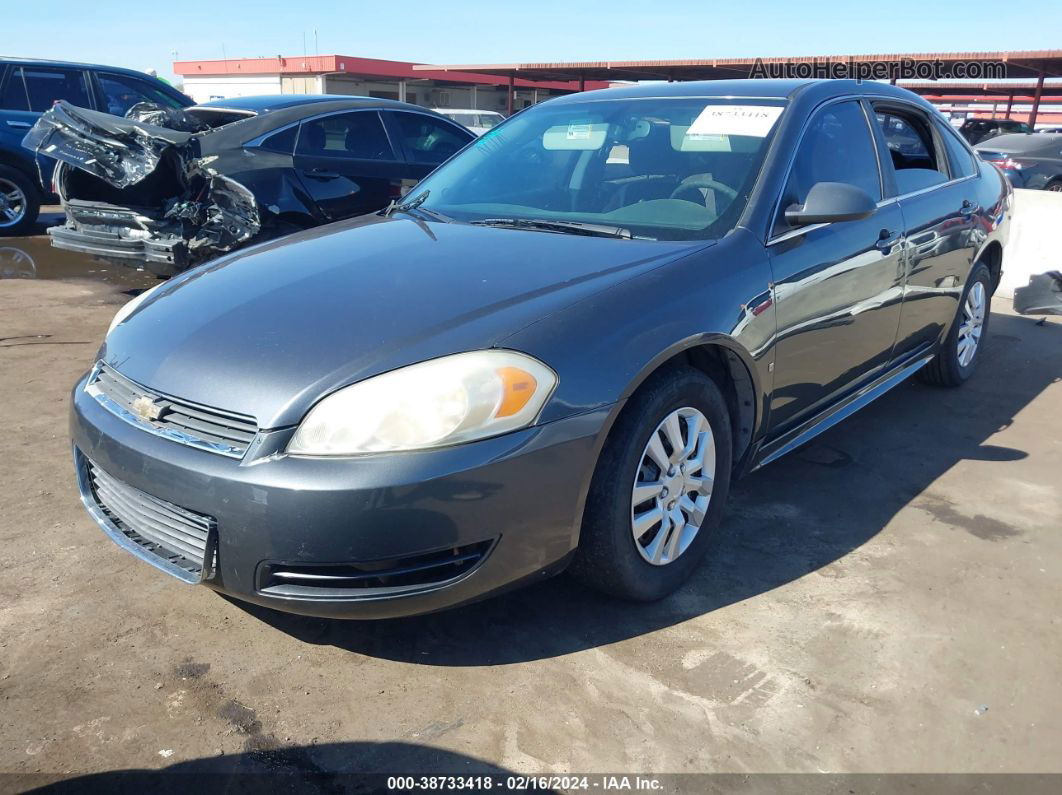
[935, 120, 977, 178]
[258, 125, 298, 154]
[296, 111, 395, 160]
[97, 72, 182, 116]
[1, 66, 91, 111]
[389, 111, 471, 164]
[0, 67, 29, 110]
[780, 100, 881, 222]
[872, 108, 948, 195]
[876, 113, 933, 161]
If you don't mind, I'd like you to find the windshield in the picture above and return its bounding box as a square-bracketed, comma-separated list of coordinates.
[446, 113, 480, 127]
[414, 97, 787, 241]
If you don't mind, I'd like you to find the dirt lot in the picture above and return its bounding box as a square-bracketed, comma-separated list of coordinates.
[0, 242, 1060, 785]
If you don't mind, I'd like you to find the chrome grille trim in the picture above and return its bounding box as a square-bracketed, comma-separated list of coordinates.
[77, 453, 215, 583]
[85, 362, 258, 459]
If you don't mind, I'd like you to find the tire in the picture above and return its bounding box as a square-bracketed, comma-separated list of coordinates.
[1045, 179, 1062, 193]
[570, 366, 733, 601]
[0, 165, 41, 237]
[919, 262, 992, 387]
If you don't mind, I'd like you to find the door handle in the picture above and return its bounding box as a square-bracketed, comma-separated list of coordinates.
[875, 229, 901, 251]
[305, 168, 340, 180]
[959, 200, 980, 217]
[5, 120, 31, 129]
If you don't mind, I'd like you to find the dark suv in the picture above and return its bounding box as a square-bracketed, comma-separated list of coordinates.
[958, 118, 1032, 146]
[0, 57, 191, 235]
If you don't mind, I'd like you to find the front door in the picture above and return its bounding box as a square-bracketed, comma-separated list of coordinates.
[767, 99, 906, 434]
[292, 110, 405, 220]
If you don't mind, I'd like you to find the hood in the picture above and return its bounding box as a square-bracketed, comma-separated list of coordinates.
[103, 215, 704, 428]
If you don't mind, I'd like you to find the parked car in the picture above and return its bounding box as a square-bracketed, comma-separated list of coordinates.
[975, 133, 1062, 191]
[436, 108, 505, 136]
[26, 95, 475, 274]
[70, 79, 1009, 619]
[958, 118, 1032, 145]
[0, 57, 192, 236]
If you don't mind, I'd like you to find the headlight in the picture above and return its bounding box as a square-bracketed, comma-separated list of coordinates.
[288, 350, 557, 456]
[107, 282, 164, 335]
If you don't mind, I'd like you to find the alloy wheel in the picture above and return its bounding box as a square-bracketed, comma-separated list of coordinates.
[957, 281, 986, 368]
[0, 178, 27, 229]
[631, 406, 715, 566]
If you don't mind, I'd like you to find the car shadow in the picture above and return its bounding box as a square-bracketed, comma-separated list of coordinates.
[29, 740, 515, 792]
[232, 311, 1060, 666]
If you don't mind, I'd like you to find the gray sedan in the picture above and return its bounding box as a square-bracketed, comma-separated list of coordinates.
[71, 78, 1010, 618]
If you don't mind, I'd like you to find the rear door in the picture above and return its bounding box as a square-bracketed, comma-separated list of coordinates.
[766, 98, 906, 434]
[0, 64, 94, 192]
[0, 65, 37, 167]
[292, 110, 405, 220]
[869, 102, 980, 361]
[382, 110, 474, 181]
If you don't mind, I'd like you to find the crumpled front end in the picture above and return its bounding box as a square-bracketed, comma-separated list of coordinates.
[24, 101, 260, 274]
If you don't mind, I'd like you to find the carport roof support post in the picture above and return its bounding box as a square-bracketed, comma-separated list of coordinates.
[1030, 71, 1045, 128]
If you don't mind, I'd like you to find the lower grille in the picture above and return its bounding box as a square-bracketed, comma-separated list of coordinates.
[84, 457, 215, 582]
[258, 541, 493, 599]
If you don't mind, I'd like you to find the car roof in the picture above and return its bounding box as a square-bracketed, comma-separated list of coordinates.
[192, 95, 471, 147]
[0, 56, 161, 79]
[436, 108, 503, 115]
[194, 94, 433, 114]
[974, 132, 1060, 152]
[546, 78, 937, 107]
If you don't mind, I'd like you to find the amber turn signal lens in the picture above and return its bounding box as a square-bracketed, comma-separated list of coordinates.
[495, 366, 538, 417]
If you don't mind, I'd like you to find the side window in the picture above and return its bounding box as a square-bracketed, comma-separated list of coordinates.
[935, 120, 977, 179]
[876, 113, 932, 160]
[258, 125, 298, 154]
[780, 100, 881, 226]
[97, 73, 182, 116]
[296, 111, 394, 160]
[389, 112, 470, 164]
[0, 67, 29, 110]
[872, 109, 948, 194]
[16, 67, 90, 111]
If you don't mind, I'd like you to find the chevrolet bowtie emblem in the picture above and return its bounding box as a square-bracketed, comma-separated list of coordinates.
[131, 396, 164, 422]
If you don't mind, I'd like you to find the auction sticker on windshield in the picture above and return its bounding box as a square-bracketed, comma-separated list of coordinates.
[687, 105, 784, 138]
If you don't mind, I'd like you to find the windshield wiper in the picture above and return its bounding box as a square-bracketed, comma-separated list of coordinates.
[383, 190, 456, 224]
[470, 217, 633, 239]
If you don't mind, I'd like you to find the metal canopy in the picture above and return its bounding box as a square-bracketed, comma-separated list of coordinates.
[415, 50, 1062, 83]
[900, 81, 1062, 98]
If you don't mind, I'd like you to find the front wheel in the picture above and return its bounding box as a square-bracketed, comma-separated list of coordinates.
[919, 262, 992, 387]
[570, 367, 733, 601]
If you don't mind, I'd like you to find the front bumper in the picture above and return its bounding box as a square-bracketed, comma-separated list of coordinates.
[70, 373, 608, 619]
[48, 224, 187, 270]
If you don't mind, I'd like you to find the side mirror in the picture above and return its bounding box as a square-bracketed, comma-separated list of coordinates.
[785, 181, 877, 226]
